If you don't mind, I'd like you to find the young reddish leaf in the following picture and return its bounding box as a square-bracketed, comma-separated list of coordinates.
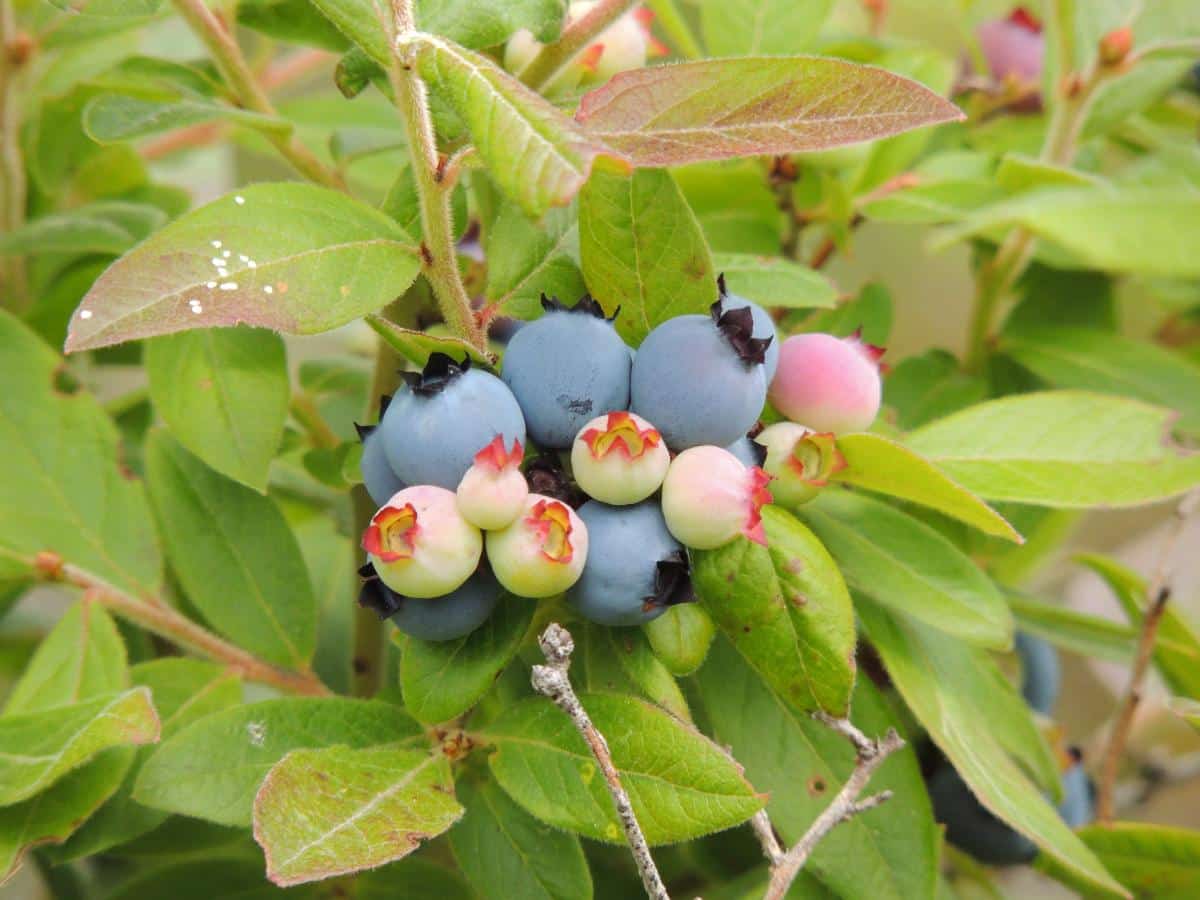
[576, 57, 964, 167]
[65, 183, 420, 352]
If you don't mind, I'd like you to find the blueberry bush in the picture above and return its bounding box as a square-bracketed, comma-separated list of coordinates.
[2, 1, 1200, 898]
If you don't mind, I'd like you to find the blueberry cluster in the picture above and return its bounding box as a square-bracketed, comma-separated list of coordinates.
[357, 280, 885, 641]
[927, 632, 1095, 865]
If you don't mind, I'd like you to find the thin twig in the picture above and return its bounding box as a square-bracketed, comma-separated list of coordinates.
[169, 0, 344, 190]
[0, 0, 28, 309]
[518, 0, 639, 91]
[1095, 490, 1200, 823]
[30, 555, 331, 696]
[762, 712, 904, 900]
[387, 0, 487, 351]
[531, 624, 669, 900]
[750, 810, 785, 866]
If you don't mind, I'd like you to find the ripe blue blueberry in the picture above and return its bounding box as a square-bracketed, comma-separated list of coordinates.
[928, 764, 1037, 866]
[358, 564, 499, 642]
[725, 432, 766, 469]
[501, 295, 632, 449]
[357, 396, 406, 506]
[1016, 630, 1061, 716]
[1058, 755, 1096, 828]
[567, 500, 692, 627]
[380, 353, 526, 489]
[631, 299, 770, 449]
[717, 276, 779, 380]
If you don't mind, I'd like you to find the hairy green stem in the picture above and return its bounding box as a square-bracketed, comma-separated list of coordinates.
[0, 0, 28, 309]
[645, 0, 703, 59]
[46, 559, 331, 696]
[518, 0, 639, 90]
[387, 3, 486, 350]
[170, 0, 345, 190]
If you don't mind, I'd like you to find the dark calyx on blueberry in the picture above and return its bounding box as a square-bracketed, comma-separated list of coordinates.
[647, 551, 695, 613]
[711, 283, 772, 367]
[353, 393, 393, 443]
[400, 352, 471, 397]
[540, 292, 618, 322]
[357, 562, 402, 620]
[525, 452, 587, 508]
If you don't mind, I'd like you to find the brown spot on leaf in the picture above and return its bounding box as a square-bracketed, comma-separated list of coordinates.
[52, 366, 80, 396]
[784, 557, 805, 574]
[352, 656, 370, 675]
[807, 776, 826, 796]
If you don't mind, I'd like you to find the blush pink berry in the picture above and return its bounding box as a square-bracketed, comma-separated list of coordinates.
[768, 332, 883, 434]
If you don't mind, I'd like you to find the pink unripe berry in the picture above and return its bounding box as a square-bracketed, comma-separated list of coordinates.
[661, 446, 772, 551]
[362, 485, 482, 598]
[571, 411, 670, 506]
[768, 332, 883, 434]
[977, 8, 1043, 85]
[486, 494, 589, 598]
[456, 436, 529, 530]
[754, 423, 846, 507]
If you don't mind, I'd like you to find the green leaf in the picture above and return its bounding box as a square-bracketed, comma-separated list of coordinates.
[1002, 329, 1200, 438]
[134, 697, 424, 827]
[0, 748, 134, 883]
[859, 600, 1126, 898]
[84, 93, 290, 143]
[253, 746, 461, 886]
[65, 183, 420, 352]
[579, 166, 716, 346]
[711, 254, 837, 310]
[1039, 822, 1200, 899]
[1075, 553, 1200, 699]
[408, 34, 619, 217]
[101, 859, 322, 900]
[416, 0, 566, 49]
[358, 857, 474, 900]
[936, 188, 1200, 278]
[144, 432, 317, 668]
[486, 202, 586, 321]
[484, 693, 764, 844]
[0, 688, 159, 805]
[296, 516, 356, 696]
[699, 0, 833, 54]
[575, 57, 964, 168]
[695, 636, 938, 900]
[692, 506, 856, 716]
[3, 602, 126, 715]
[400, 595, 533, 725]
[367, 315, 494, 368]
[606, 627, 690, 722]
[799, 491, 1013, 649]
[145, 328, 288, 492]
[831, 433, 1021, 542]
[48, 659, 242, 861]
[1007, 590, 1140, 664]
[450, 779, 592, 900]
[906, 392, 1200, 508]
[885, 349, 987, 431]
[0, 202, 164, 256]
[239, 0, 352, 51]
[0, 311, 161, 597]
[307, 0, 390, 66]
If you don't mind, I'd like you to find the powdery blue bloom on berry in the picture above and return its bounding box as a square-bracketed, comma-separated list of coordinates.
[1058, 756, 1095, 828]
[501, 295, 631, 450]
[567, 500, 691, 627]
[631, 301, 770, 449]
[717, 277, 780, 380]
[725, 433, 766, 469]
[358, 566, 500, 642]
[1016, 630, 1061, 716]
[381, 353, 525, 489]
[358, 424, 406, 507]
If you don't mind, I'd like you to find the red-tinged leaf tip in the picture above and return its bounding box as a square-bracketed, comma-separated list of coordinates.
[1008, 6, 1042, 33]
[581, 411, 662, 460]
[474, 435, 523, 471]
[527, 499, 575, 564]
[362, 503, 419, 562]
[743, 467, 773, 546]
